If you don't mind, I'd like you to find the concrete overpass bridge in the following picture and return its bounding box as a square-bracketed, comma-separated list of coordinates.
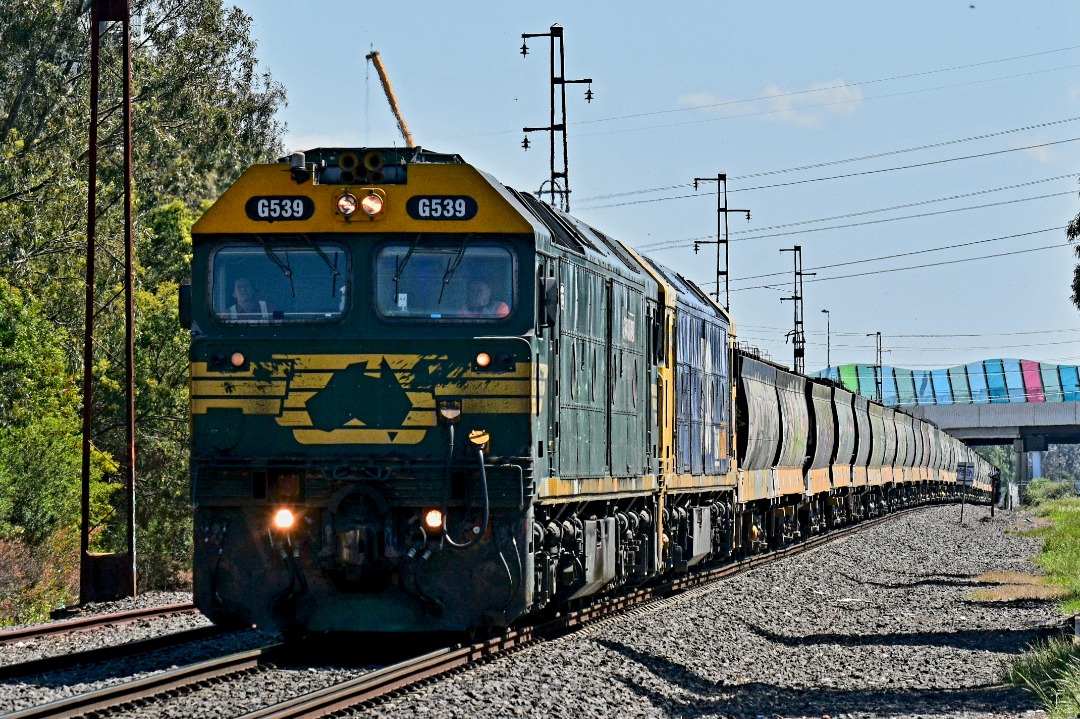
[817, 358, 1080, 487]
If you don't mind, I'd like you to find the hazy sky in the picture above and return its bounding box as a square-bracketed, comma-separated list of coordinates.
[230, 1, 1080, 372]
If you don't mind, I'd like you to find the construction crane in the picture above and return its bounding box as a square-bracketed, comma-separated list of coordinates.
[365, 50, 415, 148]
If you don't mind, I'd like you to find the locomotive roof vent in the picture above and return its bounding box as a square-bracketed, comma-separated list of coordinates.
[277, 146, 466, 185]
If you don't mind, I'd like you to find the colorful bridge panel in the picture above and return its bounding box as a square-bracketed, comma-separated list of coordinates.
[948, 366, 971, 404]
[1021, 360, 1044, 402]
[881, 366, 899, 407]
[1003, 359, 1025, 403]
[967, 361, 990, 404]
[985, 359, 1007, 403]
[856, 364, 878, 401]
[895, 368, 916, 408]
[914, 369, 934, 405]
[1062, 365, 1080, 401]
[1041, 363, 1063, 403]
[931, 368, 952, 405]
[838, 364, 859, 394]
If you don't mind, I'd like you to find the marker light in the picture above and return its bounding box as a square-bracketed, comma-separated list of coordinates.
[475, 352, 491, 368]
[337, 193, 357, 216]
[423, 509, 444, 532]
[230, 352, 245, 367]
[273, 508, 295, 530]
[359, 191, 384, 216]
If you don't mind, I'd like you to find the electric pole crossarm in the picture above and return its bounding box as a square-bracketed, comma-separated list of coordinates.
[693, 173, 751, 312]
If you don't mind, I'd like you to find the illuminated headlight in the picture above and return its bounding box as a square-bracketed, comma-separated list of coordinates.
[360, 191, 384, 216]
[273, 508, 295, 530]
[337, 193, 357, 216]
[423, 509, 444, 532]
[475, 352, 492, 368]
[437, 400, 462, 424]
[230, 352, 245, 367]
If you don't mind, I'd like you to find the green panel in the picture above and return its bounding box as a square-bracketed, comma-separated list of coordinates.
[838, 364, 859, 393]
[948, 366, 971, 403]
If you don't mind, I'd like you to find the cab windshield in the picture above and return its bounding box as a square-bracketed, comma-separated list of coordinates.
[211, 241, 348, 323]
[374, 242, 514, 321]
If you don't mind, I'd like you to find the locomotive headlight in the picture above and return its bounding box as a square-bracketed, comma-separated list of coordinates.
[437, 399, 462, 424]
[272, 508, 296, 530]
[359, 190, 384, 216]
[475, 352, 492, 368]
[423, 508, 444, 532]
[230, 352, 246, 368]
[336, 193, 357, 216]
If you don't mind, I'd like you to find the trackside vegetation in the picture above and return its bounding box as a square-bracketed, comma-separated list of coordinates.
[1004, 483, 1080, 718]
[0, 0, 285, 624]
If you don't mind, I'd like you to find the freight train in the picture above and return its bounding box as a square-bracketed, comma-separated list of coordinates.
[184, 147, 992, 634]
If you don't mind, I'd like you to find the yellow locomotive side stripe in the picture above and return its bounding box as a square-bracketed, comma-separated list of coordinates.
[434, 380, 530, 396]
[463, 397, 530, 414]
[191, 380, 286, 397]
[276, 410, 313, 427]
[272, 353, 431, 371]
[192, 398, 281, 414]
[283, 391, 317, 408]
[291, 428, 427, 445]
[287, 372, 335, 390]
[539, 475, 658, 499]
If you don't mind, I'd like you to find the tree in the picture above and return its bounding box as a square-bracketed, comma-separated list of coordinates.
[0, 0, 286, 612]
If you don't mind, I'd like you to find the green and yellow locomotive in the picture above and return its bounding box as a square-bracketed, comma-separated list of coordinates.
[187, 147, 988, 635]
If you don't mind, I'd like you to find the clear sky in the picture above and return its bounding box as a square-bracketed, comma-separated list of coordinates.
[230, 1, 1080, 372]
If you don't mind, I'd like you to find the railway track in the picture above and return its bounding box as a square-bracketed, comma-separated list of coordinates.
[0, 504, 951, 719]
[0, 603, 196, 646]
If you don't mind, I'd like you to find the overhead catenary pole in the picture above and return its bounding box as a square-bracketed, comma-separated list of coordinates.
[780, 245, 814, 375]
[821, 309, 831, 371]
[866, 331, 883, 401]
[693, 173, 750, 311]
[520, 24, 593, 212]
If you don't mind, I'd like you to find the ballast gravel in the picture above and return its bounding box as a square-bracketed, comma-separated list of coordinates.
[361, 504, 1057, 719]
[0, 505, 1060, 718]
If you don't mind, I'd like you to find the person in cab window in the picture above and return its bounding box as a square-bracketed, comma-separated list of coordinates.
[228, 278, 275, 320]
[463, 278, 509, 318]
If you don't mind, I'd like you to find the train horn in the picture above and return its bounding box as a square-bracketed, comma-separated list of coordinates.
[338, 151, 359, 172]
[363, 150, 385, 172]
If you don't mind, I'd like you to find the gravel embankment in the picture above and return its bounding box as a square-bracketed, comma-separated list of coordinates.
[362, 504, 1058, 719]
[0, 505, 1059, 718]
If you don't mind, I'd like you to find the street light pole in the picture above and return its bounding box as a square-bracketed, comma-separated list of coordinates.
[821, 309, 830, 370]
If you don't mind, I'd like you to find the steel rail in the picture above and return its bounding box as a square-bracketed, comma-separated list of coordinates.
[0, 602, 197, 645]
[235, 503, 933, 719]
[0, 624, 230, 680]
[1, 644, 281, 719]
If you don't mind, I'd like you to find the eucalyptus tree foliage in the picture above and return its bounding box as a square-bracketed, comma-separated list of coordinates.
[0, 0, 286, 592]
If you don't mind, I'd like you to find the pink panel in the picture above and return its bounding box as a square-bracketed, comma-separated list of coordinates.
[1021, 359, 1045, 402]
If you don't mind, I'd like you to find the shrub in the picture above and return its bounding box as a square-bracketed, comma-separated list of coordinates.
[1024, 477, 1075, 506]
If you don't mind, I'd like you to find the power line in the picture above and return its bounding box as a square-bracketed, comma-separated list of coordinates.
[585, 137, 1080, 211]
[579, 116, 1080, 204]
[736, 323, 1080, 339]
[732, 239, 1070, 292]
[574, 45, 1080, 129]
[637, 188, 1074, 253]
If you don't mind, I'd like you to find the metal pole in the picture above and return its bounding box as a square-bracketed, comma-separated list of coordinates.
[821, 309, 830, 370]
[122, 0, 137, 591]
[692, 174, 749, 312]
[80, 0, 103, 603]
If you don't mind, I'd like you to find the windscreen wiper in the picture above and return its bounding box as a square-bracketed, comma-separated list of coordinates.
[300, 234, 341, 296]
[393, 234, 423, 283]
[438, 234, 472, 303]
[256, 234, 295, 296]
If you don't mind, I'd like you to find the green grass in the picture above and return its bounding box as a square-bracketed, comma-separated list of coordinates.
[1003, 495, 1080, 717]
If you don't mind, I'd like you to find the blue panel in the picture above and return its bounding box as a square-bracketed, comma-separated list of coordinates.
[914, 369, 935, 405]
[856, 364, 878, 401]
[931, 368, 953, 404]
[1003, 359, 1025, 403]
[1061, 365, 1080, 402]
[880, 366, 899, 407]
[985, 359, 1007, 403]
[895, 368, 916, 408]
[967, 361, 990, 404]
[823, 366, 840, 383]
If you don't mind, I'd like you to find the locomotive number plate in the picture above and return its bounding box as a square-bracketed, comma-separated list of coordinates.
[245, 196, 315, 222]
[406, 195, 478, 221]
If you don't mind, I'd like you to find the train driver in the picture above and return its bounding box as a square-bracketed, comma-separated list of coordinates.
[228, 277, 276, 320]
[463, 278, 510, 318]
